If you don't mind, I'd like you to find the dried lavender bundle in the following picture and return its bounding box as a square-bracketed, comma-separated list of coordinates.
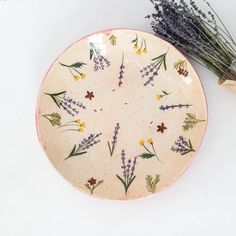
[146, 0, 236, 86]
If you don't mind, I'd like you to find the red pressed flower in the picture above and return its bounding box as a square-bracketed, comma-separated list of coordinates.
[85, 91, 94, 100]
[157, 123, 167, 133]
[87, 177, 97, 186]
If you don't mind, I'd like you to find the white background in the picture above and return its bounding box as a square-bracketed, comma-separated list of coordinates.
[0, 0, 236, 235]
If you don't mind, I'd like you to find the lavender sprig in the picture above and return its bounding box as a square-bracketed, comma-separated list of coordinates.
[147, 0, 236, 83]
[89, 43, 111, 71]
[65, 133, 102, 160]
[159, 104, 192, 111]
[107, 123, 120, 156]
[171, 136, 195, 155]
[140, 51, 168, 86]
[116, 150, 137, 195]
[118, 52, 125, 87]
[45, 91, 86, 116]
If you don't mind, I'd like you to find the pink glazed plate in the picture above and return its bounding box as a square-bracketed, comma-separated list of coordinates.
[36, 29, 207, 200]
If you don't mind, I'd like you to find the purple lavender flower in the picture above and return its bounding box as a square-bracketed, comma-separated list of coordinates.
[159, 104, 192, 111]
[141, 52, 167, 86]
[107, 123, 120, 156]
[116, 150, 137, 195]
[146, 0, 236, 83]
[171, 136, 195, 155]
[90, 43, 110, 71]
[45, 91, 86, 116]
[118, 52, 125, 87]
[65, 133, 102, 160]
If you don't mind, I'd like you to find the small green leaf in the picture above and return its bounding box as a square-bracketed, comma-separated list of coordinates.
[116, 174, 127, 189]
[66, 145, 76, 159]
[84, 183, 91, 191]
[45, 91, 66, 97]
[181, 150, 191, 155]
[59, 62, 68, 67]
[162, 90, 168, 95]
[109, 34, 117, 46]
[70, 62, 86, 68]
[163, 54, 167, 70]
[91, 180, 104, 194]
[152, 54, 164, 61]
[139, 153, 155, 159]
[90, 48, 94, 60]
[131, 34, 138, 43]
[126, 176, 136, 190]
[97, 180, 104, 186]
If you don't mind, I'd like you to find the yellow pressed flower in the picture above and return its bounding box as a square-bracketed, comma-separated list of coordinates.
[133, 44, 138, 49]
[78, 127, 84, 132]
[156, 94, 162, 101]
[147, 138, 153, 145]
[80, 73, 86, 79]
[136, 49, 142, 55]
[74, 75, 80, 81]
[75, 119, 81, 124]
[80, 122, 86, 128]
[139, 140, 145, 146]
[142, 48, 147, 54]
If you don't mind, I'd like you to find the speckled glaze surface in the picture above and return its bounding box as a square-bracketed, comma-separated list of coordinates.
[36, 29, 207, 200]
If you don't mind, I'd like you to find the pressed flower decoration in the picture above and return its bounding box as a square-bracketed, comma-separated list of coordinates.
[145, 174, 160, 193]
[109, 34, 117, 46]
[65, 133, 102, 160]
[159, 104, 192, 111]
[59, 61, 86, 80]
[107, 123, 120, 157]
[174, 60, 189, 77]
[182, 113, 205, 131]
[89, 42, 111, 71]
[118, 52, 125, 87]
[138, 138, 163, 163]
[140, 50, 168, 86]
[156, 90, 171, 100]
[85, 91, 95, 100]
[59, 118, 86, 133]
[116, 150, 137, 195]
[131, 34, 147, 55]
[45, 91, 86, 116]
[157, 122, 167, 133]
[84, 177, 104, 194]
[171, 136, 195, 155]
[43, 112, 61, 127]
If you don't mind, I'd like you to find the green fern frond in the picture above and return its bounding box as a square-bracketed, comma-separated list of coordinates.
[182, 113, 205, 131]
[109, 34, 117, 46]
[43, 112, 61, 127]
[145, 174, 160, 193]
[174, 60, 187, 69]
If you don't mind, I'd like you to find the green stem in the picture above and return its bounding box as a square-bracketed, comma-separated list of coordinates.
[204, 0, 236, 46]
[143, 145, 152, 154]
[151, 143, 163, 164]
[59, 123, 79, 128]
[68, 68, 75, 77]
[60, 129, 78, 133]
[71, 67, 82, 76]
[64, 151, 87, 160]
[139, 38, 144, 50]
[107, 141, 113, 156]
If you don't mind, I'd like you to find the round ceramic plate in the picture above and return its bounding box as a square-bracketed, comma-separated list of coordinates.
[36, 29, 207, 200]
